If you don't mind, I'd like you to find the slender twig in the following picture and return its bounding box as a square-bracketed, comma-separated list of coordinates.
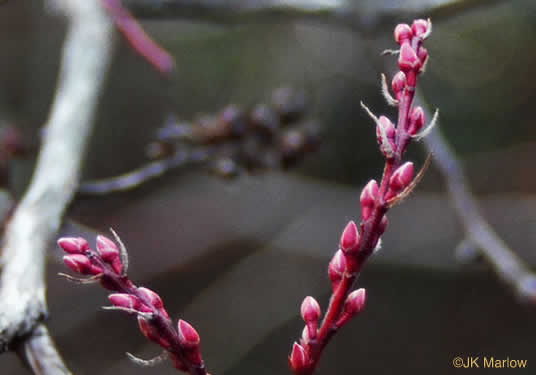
[58, 234, 210, 374]
[417, 91, 536, 303]
[0, 1, 113, 374]
[17, 324, 73, 375]
[290, 20, 434, 374]
[78, 149, 207, 195]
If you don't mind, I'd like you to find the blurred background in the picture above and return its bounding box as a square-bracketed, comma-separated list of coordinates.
[1, 0, 536, 373]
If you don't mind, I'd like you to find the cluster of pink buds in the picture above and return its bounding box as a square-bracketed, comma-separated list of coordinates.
[58, 232, 209, 375]
[290, 19, 436, 375]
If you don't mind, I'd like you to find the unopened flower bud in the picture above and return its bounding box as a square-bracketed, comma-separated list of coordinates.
[408, 106, 425, 135]
[96, 235, 120, 262]
[385, 162, 414, 201]
[300, 296, 321, 323]
[360, 179, 379, 221]
[109, 293, 152, 313]
[340, 220, 360, 253]
[394, 23, 412, 44]
[398, 43, 420, 73]
[177, 319, 200, 349]
[344, 288, 367, 316]
[289, 342, 308, 372]
[137, 287, 168, 318]
[411, 19, 429, 38]
[376, 116, 396, 156]
[336, 288, 367, 328]
[63, 254, 102, 275]
[58, 237, 90, 254]
[391, 71, 406, 100]
[328, 250, 346, 289]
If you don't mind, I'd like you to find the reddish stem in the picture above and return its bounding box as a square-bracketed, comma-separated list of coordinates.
[290, 19, 432, 375]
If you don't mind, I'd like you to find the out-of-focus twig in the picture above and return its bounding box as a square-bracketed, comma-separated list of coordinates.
[122, 0, 507, 31]
[79, 88, 320, 195]
[17, 324, 73, 375]
[417, 91, 536, 303]
[0, 2, 113, 374]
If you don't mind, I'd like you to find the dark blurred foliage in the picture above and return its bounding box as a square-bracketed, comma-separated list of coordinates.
[1, 0, 536, 374]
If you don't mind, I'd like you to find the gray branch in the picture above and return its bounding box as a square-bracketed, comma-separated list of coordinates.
[418, 92, 536, 303]
[0, 1, 114, 373]
[122, 0, 507, 31]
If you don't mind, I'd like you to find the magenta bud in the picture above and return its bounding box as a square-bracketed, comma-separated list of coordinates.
[376, 116, 396, 156]
[96, 235, 120, 261]
[137, 287, 163, 309]
[411, 19, 429, 38]
[177, 319, 200, 349]
[109, 293, 141, 310]
[391, 71, 406, 99]
[394, 23, 412, 44]
[336, 288, 367, 328]
[300, 296, 321, 323]
[63, 254, 102, 275]
[408, 106, 425, 135]
[329, 250, 346, 288]
[340, 220, 360, 253]
[58, 237, 90, 254]
[376, 116, 396, 141]
[390, 162, 414, 192]
[289, 342, 308, 372]
[398, 43, 420, 73]
[345, 288, 367, 316]
[137, 287, 168, 318]
[360, 179, 379, 221]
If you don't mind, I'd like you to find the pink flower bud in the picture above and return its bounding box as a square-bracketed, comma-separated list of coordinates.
[385, 162, 414, 200]
[137, 287, 168, 318]
[58, 237, 90, 254]
[398, 43, 420, 73]
[109, 293, 151, 312]
[391, 71, 406, 99]
[328, 250, 346, 288]
[376, 116, 396, 156]
[360, 179, 379, 221]
[289, 342, 308, 373]
[339, 220, 360, 253]
[63, 254, 102, 275]
[408, 106, 425, 135]
[137, 287, 163, 308]
[96, 235, 120, 262]
[345, 288, 367, 316]
[300, 296, 321, 323]
[411, 19, 429, 38]
[177, 319, 200, 349]
[394, 23, 412, 44]
[336, 288, 367, 328]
